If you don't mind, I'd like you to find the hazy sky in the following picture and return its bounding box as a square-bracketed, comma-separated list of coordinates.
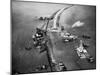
[12, 1, 70, 17]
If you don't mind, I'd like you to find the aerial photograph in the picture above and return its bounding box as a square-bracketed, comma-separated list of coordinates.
[11, 0, 96, 74]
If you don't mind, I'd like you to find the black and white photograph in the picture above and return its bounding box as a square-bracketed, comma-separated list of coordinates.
[11, 0, 96, 75]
